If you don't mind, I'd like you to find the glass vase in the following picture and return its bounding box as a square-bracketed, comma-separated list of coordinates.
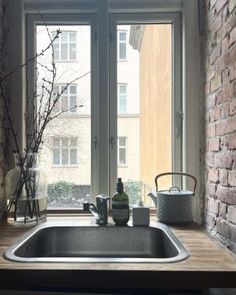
[6, 152, 48, 224]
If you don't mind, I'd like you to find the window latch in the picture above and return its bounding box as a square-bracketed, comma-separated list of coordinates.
[110, 136, 114, 150]
[93, 136, 98, 149]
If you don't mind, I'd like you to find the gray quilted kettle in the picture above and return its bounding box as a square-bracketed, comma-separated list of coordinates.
[148, 172, 197, 224]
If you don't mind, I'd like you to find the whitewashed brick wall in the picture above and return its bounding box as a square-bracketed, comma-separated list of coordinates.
[202, 0, 236, 253]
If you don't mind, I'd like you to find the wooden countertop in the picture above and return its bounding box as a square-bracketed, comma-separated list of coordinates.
[0, 216, 236, 291]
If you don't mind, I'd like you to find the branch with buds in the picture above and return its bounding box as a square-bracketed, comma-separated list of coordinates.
[1, 22, 89, 223]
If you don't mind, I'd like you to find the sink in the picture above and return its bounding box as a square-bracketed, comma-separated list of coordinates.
[3, 222, 189, 263]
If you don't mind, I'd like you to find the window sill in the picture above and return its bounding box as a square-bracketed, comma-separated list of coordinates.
[51, 165, 79, 168]
[47, 208, 156, 215]
[54, 59, 78, 63]
[118, 59, 128, 62]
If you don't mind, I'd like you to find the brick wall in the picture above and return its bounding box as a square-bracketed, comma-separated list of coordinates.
[203, 0, 236, 253]
[0, 0, 7, 222]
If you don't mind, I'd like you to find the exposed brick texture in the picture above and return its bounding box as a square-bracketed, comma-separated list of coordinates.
[202, 0, 236, 254]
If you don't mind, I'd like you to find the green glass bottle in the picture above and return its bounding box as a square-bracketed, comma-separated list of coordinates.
[112, 178, 129, 226]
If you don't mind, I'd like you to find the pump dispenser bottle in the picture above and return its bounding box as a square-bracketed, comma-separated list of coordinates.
[112, 178, 129, 226]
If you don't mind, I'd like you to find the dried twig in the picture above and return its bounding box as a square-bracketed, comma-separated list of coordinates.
[2, 18, 90, 222]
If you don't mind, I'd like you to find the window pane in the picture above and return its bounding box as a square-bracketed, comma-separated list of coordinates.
[119, 99, 126, 113]
[61, 86, 68, 94]
[119, 85, 126, 94]
[69, 32, 76, 42]
[119, 137, 126, 146]
[70, 85, 76, 94]
[54, 44, 59, 60]
[70, 138, 77, 146]
[36, 25, 91, 208]
[70, 44, 76, 60]
[61, 44, 68, 60]
[119, 32, 126, 41]
[62, 138, 68, 147]
[62, 149, 69, 164]
[53, 138, 60, 147]
[70, 96, 77, 112]
[54, 85, 59, 93]
[70, 149, 77, 164]
[119, 43, 126, 59]
[61, 32, 68, 42]
[53, 100, 60, 112]
[117, 24, 172, 206]
[119, 149, 126, 165]
[118, 84, 127, 113]
[51, 31, 57, 40]
[61, 96, 68, 111]
[53, 149, 60, 164]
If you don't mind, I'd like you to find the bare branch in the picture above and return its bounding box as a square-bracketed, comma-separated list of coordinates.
[49, 104, 84, 121]
[0, 31, 61, 82]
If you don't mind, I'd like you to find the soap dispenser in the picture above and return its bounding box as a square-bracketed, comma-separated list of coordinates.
[112, 178, 129, 226]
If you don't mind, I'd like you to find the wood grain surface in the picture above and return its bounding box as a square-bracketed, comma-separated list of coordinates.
[0, 216, 236, 291]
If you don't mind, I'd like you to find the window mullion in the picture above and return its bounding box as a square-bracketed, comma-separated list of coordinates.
[109, 14, 118, 196]
[95, 0, 110, 196]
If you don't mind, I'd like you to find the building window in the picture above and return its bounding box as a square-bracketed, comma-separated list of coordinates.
[118, 31, 127, 60]
[53, 84, 77, 113]
[118, 83, 127, 113]
[52, 31, 77, 61]
[52, 137, 78, 165]
[118, 137, 127, 166]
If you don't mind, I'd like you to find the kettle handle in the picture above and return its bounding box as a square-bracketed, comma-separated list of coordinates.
[155, 172, 197, 196]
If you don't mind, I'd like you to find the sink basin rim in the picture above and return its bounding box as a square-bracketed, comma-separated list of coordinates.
[3, 221, 190, 263]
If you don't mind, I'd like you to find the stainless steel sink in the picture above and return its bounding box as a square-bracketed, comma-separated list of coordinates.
[3, 221, 189, 263]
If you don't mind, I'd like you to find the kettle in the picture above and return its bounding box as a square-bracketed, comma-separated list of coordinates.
[148, 172, 197, 224]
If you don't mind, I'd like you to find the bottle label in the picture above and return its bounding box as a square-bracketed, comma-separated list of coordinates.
[112, 200, 129, 208]
[112, 208, 129, 220]
[112, 200, 129, 221]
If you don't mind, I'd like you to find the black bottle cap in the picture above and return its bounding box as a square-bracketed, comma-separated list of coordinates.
[116, 178, 124, 193]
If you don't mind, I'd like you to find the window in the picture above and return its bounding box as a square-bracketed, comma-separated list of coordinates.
[53, 84, 77, 113]
[118, 137, 127, 166]
[52, 31, 77, 61]
[27, 6, 182, 208]
[118, 84, 127, 113]
[52, 137, 78, 165]
[35, 23, 91, 207]
[118, 31, 127, 60]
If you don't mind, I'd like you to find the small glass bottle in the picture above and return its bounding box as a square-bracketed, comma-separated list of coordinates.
[112, 178, 129, 226]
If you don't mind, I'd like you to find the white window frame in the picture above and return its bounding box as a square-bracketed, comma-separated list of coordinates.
[52, 137, 78, 166]
[118, 83, 127, 114]
[25, 3, 182, 204]
[52, 30, 77, 62]
[117, 30, 127, 61]
[118, 136, 127, 166]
